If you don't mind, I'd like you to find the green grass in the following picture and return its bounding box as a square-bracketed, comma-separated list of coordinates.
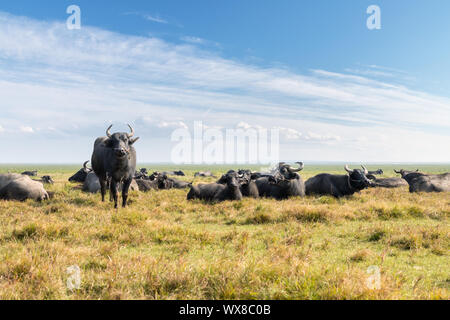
[0, 164, 448, 300]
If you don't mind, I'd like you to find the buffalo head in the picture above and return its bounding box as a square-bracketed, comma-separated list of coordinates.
[105, 124, 140, 158]
[345, 165, 373, 188]
[278, 162, 304, 180]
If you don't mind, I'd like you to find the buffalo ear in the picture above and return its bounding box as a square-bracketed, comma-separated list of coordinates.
[129, 137, 140, 145]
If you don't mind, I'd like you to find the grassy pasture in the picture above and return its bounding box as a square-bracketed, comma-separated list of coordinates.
[0, 164, 448, 300]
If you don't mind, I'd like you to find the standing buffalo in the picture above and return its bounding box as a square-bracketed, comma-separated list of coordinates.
[305, 165, 373, 197]
[255, 162, 305, 200]
[395, 169, 450, 193]
[187, 171, 242, 202]
[69, 161, 92, 183]
[91, 124, 139, 208]
[0, 173, 49, 201]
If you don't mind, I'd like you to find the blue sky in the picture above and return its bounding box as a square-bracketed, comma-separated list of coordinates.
[0, 1, 449, 163]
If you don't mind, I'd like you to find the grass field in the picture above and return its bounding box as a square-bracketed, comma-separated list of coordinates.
[0, 164, 448, 300]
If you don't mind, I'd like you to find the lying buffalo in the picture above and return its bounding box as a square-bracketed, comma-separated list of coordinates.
[0, 173, 49, 201]
[194, 171, 216, 178]
[237, 169, 259, 198]
[21, 170, 37, 177]
[395, 169, 450, 193]
[135, 179, 158, 192]
[366, 168, 384, 180]
[163, 170, 185, 176]
[369, 177, 408, 188]
[69, 161, 92, 183]
[91, 124, 139, 208]
[38, 176, 54, 185]
[217, 170, 259, 198]
[169, 178, 192, 189]
[305, 165, 373, 197]
[255, 162, 305, 200]
[187, 171, 242, 202]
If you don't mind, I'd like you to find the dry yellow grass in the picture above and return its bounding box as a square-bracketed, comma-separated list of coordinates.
[0, 165, 448, 300]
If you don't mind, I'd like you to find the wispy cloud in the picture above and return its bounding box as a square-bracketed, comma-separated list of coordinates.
[124, 12, 168, 24]
[0, 12, 448, 163]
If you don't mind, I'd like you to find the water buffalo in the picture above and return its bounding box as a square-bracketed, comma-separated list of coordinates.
[21, 170, 37, 177]
[217, 170, 259, 198]
[91, 124, 139, 208]
[169, 178, 192, 189]
[395, 169, 450, 193]
[366, 169, 384, 180]
[194, 171, 216, 178]
[38, 175, 54, 184]
[255, 162, 305, 200]
[237, 169, 259, 198]
[0, 173, 49, 201]
[134, 168, 148, 180]
[369, 177, 408, 188]
[187, 171, 242, 202]
[305, 165, 373, 197]
[135, 178, 158, 192]
[163, 170, 185, 176]
[69, 161, 92, 183]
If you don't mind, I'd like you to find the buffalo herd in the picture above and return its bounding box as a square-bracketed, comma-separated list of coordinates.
[0, 125, 449, 205]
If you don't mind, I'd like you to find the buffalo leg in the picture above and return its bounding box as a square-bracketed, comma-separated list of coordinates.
[99, 178, 107, 202]
[110, 180, 120, 209]
[121, 178, 132, 208]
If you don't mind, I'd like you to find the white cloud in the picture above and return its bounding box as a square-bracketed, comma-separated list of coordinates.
[124, 12, 168, 24]
[143, 14, 168, 24]
[19, 126, 34, 133]
[0, 12, 448, 163]
[180, 36, 205, 44]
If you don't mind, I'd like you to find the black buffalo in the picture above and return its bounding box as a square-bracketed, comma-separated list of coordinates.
[369, 177, 408, 188]
[187, 171, 242, 202]
[366, 169, 384, 180]
[305, 165, 373, 197]
[255, 162, 305, 200]
[163, 170, 185, 176]
[217, 170, 259, 198]
[91, 124, 139, 208]
[194, 171, 216, 178]
[69, 161, 92, 182]
[21, 170, 37, 177]
[395, 169, 450, 193]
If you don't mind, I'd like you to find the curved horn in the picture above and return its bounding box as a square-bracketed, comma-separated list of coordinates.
[127, 124, 134, 138]
[278, 162, 286, 169]
[361, 165, 368, 175]
[344, 165, 354, 174]
[83, 161, 89, 170]
[288, 162, 304, 172]
[394, 169, 402, 174]
[106, 125, 113, 138]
